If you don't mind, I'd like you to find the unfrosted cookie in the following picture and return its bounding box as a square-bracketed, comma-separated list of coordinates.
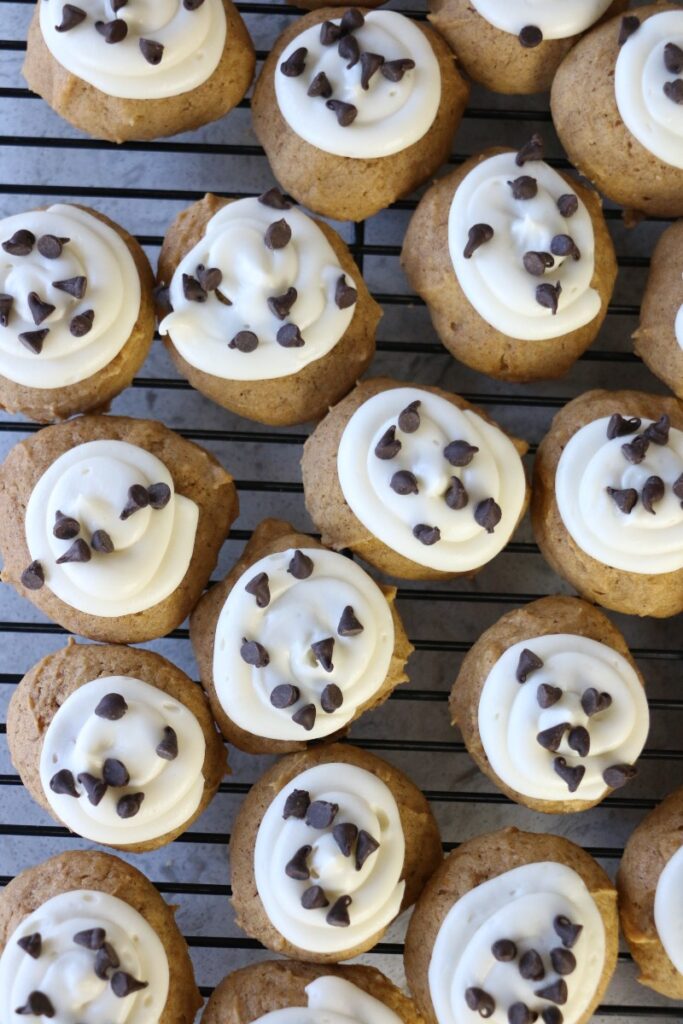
[0, 850, 201, 1024]
[8, 640, 227, 851]
[428, 0, 626, 94]
[617, 786, 683, 999]
[450, 595, 648, 814]
[157, 191, 380, 426]
[251, 7, 469, 221]
[0, 203, 154, 422]
[402, 139, 617, 382]
[551, 5, 683, 217]
[230, 742, 442, 962]
[633, 220, 683, 401]
[405, 828, 618, 1024]
[190, 517, 412, 754]
[302, 377, 529, 581]
[0, 414, 238, 642]
[532, 389, 683, 617]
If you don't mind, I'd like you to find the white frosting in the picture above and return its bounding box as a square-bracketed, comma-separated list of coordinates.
[675, 294, 683, 351]
[0, 889, 169, 1024]
[25, 439, 199, 616]
[40, 0, 226, 101]
[159, 198, 356, 381]
[248, 977, 403, 1024]
[615, 11, 683, 171]
[448, 153, 600, 340]
[337, 387, 526, 572]
[0, 205, 140, 389]
[429, 862, 606, 1024]
[555, 415, 683, 574]
[254, 762, 406, 953]
[212, 546, 395, 741]
[654, 844, 683, 974]
[274, 11, 441, 159]
[39, 675, 206, 845]
[470, 0, 612, 39]
[478, 633, 649, 802]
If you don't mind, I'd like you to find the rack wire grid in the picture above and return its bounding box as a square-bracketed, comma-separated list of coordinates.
[1, 0, 682, 1021]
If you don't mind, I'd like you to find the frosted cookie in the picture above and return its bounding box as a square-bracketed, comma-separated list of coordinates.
[0, 850, 201, 1024]
[190, 517, 412, 754]
[8, 641, 227, 851]
[0, 414, 238, 643]
[402, 139, 617, 382]
[202, 961, 425, 1024]
[157, 192, 380, 426]
[450, 595, 648, 814]
[251, 8, 469, 221]
[633, 220, 683, 401]
[0, 203, 154, 422]
[230, 743, 442, 961]
[405, 828, 618, 1024]
[532, 389, 683, 618]
[617, 786, 683, 999]
[23, 0, 254, 143]
[302, 377, 529, 581]
[551, 4, 683, 217]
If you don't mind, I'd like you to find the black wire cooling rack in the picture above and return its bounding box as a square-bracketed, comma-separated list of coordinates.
[1, 0, 682, 1020]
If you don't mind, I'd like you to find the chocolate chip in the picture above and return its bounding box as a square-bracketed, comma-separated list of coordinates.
[326, 100, 358, 126]
[380, 58, 415, 82]
[70, 309, 94, 337]
[519, 949, 545, 981]
[281, 47, 307, 77]
[603, 763, 637, 789]
[288, 549, 313, 579]
[140, 38, 163, 65]
[445, 476, 468, 510]
[333, 822, 358, 855]
[644, 414, 670, 445]
[536, 281, 562, 314]
[311, 636, 334, 672]
[306, 799, 338, 828]
[606, 486, 638, 514]
[664, 80, 683, 105]
[413, 523, 441, 545]
[519, 24, 543, 47]
[557, 193, 578, 218]
[355, 829, 379, 870]
[264, 219, 291, 251]
[339, 34, 360, 68]
[508, 1003, 536, 1024]
[320, 20, 342, 45]
[268, 286, 298, 320]
[19, 328, 48, 354]
[21, 560, 44, 590]
[306, 72, 332, 105]
[37, 234, 68, 259]
[56, 4, 86, 31]
[618, 14, 640, 45]
[15, 992, 55, 1017]
[550, 947, 576, 975]
[246, 571, 270, 607]
[581, 688, 611, 716]
[508, 175, 538, 200]
[607, 413, 641, 439]
[550, 234, 580, 260]
[183, 0, 205, 9]
[537, 683, 562, 708]
[283, 788, 310, 819]
[0, 293, 12, 326]
[541, 1010, 563, 1024]
[229, 331, 258, 352]
[75, 925, 107, 947]
[17, 933, 42, 959]
[302, 885, 329, 909]
[50, 768, 79, 797]
[340, 8, 364, 32]
[397, 399, 421, 433]
[77, 772, 107, 806]
[390, 470, 419, 495]
[196, 264, 223, 292]
[321, 684, 343, 713]
[664, 42, 683, 74]
[465, 988, 495, 1018]
[375, 426, 401, 459]
[270, 684, 300, 709]
[474, 498, 502, 534]
[641, 475, 665, 514]
[53, 275, 87, 299]
[182, 273, 207, 303]
[568, 725, 590, 757]
[326, 894, 352, 927]
[285, 845, 311, 880]
[464, 223, 494, 258]
[535, 980, 568, 1006]
[147, 482, 171, 509]
[102, 758, 130, 788]
[536, 722, 569, 752]
[276, 323, 304, 348]
[56, 538, 91, 564]
[116, 793, 144, 818]
[95, 18, 128, 42]
[554, 914, 582, 949]
[112, 0, 128, 8]
[94, 692, 127, 720]
[120, 483, 149, 520]
[516, 133, 544, 166]
[292, 703, 316, 730]
[240, 638, 269, 668]
[516, 648, 543, 682]
[53, 510, 80, 540]
[111, 972, 148, 997]
[2, 229, 34, 256]
[444, 439, 479, 466]
[335, 274, 357, 309]
[338, 605, 363, 636]
[94, 941, 119, 979]
[675, 472, 683, 503]
[491, 938, 517, 961]
[553, 757, 585, 793]
[523, 251, 554, 277]
[258, 188, 291, 210]
[360, 51, 384, 89]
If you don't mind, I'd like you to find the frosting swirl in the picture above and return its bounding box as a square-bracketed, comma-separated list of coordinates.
[0, 889, 169, 1024]
[615, 11, 683, 171]
[478, 634, 649, 803]
[39, 675, 206, 845]
[448, 152, 600, 340]
[254, 762, 405, 953]
[40, 0, 226, 100]
[213, 546, 395, 741]
[160, 196, 357, 381]
[0, 205, 141, 389]
[337, 387, 526, 572]
[24, 439, 198, 615]
[274, 11, 441, 159]
[555, 414, 683, 574]
[249, 977, 403, 1024]
[654, 845, 683, 974]
[429, 862, 606, 1024]
[676, 295, 683, 351]
[469, 0, 613, 40]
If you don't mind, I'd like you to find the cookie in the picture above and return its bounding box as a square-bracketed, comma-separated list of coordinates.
[450, 595, 649, 814]
[531, 389, 683, 618]
[202, 961, 425, 1024]
[0, 414, 238, 642]
[157, 191, 381, 426]
[0, 203, 155, 422]
[551, 5, 683, 218]
[251, 7, 469, 222]
[404, 828, 618, 1024]
[23, 0, 255, 143]
[230, 742, 442, 962]
[617, 786, 683, 999]
[633, 219, 683, 401]
[7, 640, 227, 851]
[428, 0, 627, 95]
[302, 377, 529, 581]
[190, 517, 412, 754]
[402, 139, 617, 383]
[0, 850, 201, 1023]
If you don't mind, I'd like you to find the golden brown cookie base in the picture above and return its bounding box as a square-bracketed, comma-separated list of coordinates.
[634, 220, 683, 401]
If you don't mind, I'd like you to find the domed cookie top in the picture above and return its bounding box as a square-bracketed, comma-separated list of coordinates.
[234, 974, 405, 1024]
[468, 0, 613, 41]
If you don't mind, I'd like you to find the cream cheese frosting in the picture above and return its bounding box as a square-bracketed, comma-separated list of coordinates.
[675, 293, 683, 352]
[0, 205, 140, 389]
[274, 10, 441, 159]
[24, 439, 198, 615]
[159, 195, 357, 381]
[337, 387, 526, 572]
[249, 977, 403, 1024]
[212, 546, 395, 740]
[0, 889, 169, 1024]
[254, 762, 405, 954]
[39, 0, 226, 101]
[654, 844, 683, 975]
[469, 0, 613, 40]
[429, 862, 606, 1024]
[448, 152, 600, 340]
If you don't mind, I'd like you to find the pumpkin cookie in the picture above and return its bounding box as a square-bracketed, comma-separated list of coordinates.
[633, 219, 683, 401]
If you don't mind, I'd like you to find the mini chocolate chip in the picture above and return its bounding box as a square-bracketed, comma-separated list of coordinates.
[553, 757, 585, 793]
[0, 293, 12, 326]
[508, 175, 538, 200]
[326, 100, 358, 126]
[537, 683, 562, 708]
[664, 42, 683, 74]
[229, 330, 259, 352]
[536, 281, 562, 315]
[603, 763, 637, 789]
[464, 223, 493, 258]
[335, 274, 357, 309]
[292, 703, 317, 730]
[70, 309, 94, 337]
[326, 894, 352, 927]
[56, 538, 91, 564]
[288, 549, 313, 579]
[516, 133, 544, 166]
[15, 992, 55, 1017]
[444, 439, 479, 466]
[265, 219, 291, 250]
[568, 725, 590, 757]
[277, 323, 305, 348]
[445, 476, 468, 510]
[536, 722, 569, 752]
[102, 758, 130, 788]
[557, 193, 578, 218]
[519, 949, 545, 981]
[339, 34, 360, 68]
[523, 251, 554, 277]
[554, 914, 582, 948]
[355, 829, 379, 869]
[550, 947, 576, 975]
[196, 264, 223, 293]
[332, 822, 358, 856]
[390, 470, 419, 495]
[283, 788, 310, 819]
[19, 328, 49, 354]
[94, 692, 127, 720]
[321, 683, 344, 713]
[56, 4, 86, 31]
[147, 482, 171, 509]
[258, 188, 291, 210]
[607, 413, 641, 439]
[413, 523, 441, 545]
[340, 8, 364, 32]
[474, 498, 502, 533]
[320, 20, 342, 45]
[541, 1010, 563, 1024]
[140, 38, 164, 65]
[302, 885, 329, 909]
[112, 0, 128, 9]
[581, 687, 612, 716]
[271, 684, 300, 709]
[663, 79, 683, 104]
[338, 604, 363, 636]
[375, 425, 401, 460]
[116, 793, 145, 819]
[53, 275, 87, 299]
[120, 483, 149, 520]
[17, 933, 42, 959]
[37, 234, 68, 259]
[644, 414, 670, 445]
[184, 0, 205, 8]
[77, 772, 107, 806]
[50, 768, 79, 797]
[398, 399, 421, 433]
[550, 234, 580, 260]
[360, 51, 384, 89]
[285, 845, 312, 880]
[307, 72, 332, 103]
[535, 980, 568, 1006]
[492, 938, 517, 961]
[268, 286, 298, 320]
[606, 486, 638, 514]
[95, 18, 128, 42]
[94, 941, 119, 979]
[2, 229, 35, 256]
[508, 1003, 536, 1024]
[675, 473, 683, 502]
[618, 15, 640, 45]
[53, 511, 80, 540]
[516, 647, 543, 682]
[519, 24, 543, 47]
[642, 475, 665, 514]
[111, 972, 148, 997]
[246, 571, 270, 607]
[182, 273, 207, 303]
[306, 799, 338, 828]
[21, 560, 44, 590]
[241, 638, 270, 668]
[380, 58, 415, 82]
[311, 636, 334, 672]
[281, 47, 307, 77]
[465, 988, 495, 1018]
